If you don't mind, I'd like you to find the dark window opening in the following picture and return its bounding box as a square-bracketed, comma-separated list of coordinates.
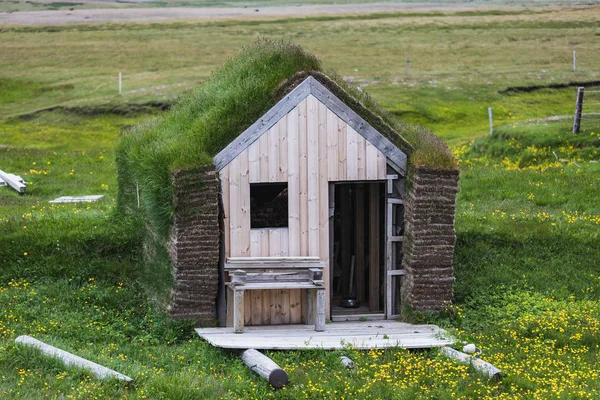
[250, 183, 288, 228]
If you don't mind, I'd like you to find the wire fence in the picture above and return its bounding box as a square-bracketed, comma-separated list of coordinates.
[574, 88, 600, 131]
[581, 91, 600, 120]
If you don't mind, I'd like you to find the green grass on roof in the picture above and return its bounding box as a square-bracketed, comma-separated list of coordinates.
[117, 39, 455, 240]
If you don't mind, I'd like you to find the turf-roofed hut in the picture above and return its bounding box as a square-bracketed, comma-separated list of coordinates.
[116, 41, 459, 331]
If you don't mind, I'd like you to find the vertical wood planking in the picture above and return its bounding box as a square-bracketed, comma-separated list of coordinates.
[262, 289, 271, 325]
[366, 141, 379, 180]
[220, 166, 230, 258]
[307, 96, 320, 257]
[248, 142, 260, 183]
[268, 126, 280, 182]
[250, 229, 260, 257]
[290, 289, 302, 323]
[280, 228, 289, 256]
[269, 229, 281, 256]
[260, 229, 269, 256]
[280, 289, 290, 324]
[289, 106, 303, 329]
[327, 108, 338, 181]
[357, 134, 366, 180]
[278, 116, 288, 181]
[271, 288, 282, 325]
[369, 184, 380, 311]
[287, 105, 300, 257]
[346, 126, 358, 180]
[377, 150, 387, 179]
[252, 289, 263, 326]
[260, 228, 270, 324]
[355, 184, 365, 302]
[221, 98, 399, 327]
[229, 158, 241, 257]
[239, 150, 250, 257]
[298, 99, 309, 256]
[317, 100, 331, 319]
[339, 186, 351, 294]
[337, 120, 347, 180]
[259, 133, 269, 182]
[244, 291, 252, 325]
[328, 185, 335, 320]
[301, 289, 308, 324]
[268, 219, 282, 328]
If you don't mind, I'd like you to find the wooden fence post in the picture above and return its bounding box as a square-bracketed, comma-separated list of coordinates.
[406, 57, 410, 77]
[573, 87, 584, 134]
[118, 72, 122, 95]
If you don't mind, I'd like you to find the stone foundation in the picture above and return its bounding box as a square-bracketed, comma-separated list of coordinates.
[168, 166, 221, 323]
[401, 166, 459, 312]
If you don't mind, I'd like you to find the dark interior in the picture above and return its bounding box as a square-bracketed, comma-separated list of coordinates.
[250, 183, 289, 228]
[331, 182, 385, 315]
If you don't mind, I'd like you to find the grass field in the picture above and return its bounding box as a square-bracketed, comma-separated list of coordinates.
[1, 5, 600, 399]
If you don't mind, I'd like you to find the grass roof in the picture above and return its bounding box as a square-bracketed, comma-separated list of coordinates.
[117, 39, 456, 239]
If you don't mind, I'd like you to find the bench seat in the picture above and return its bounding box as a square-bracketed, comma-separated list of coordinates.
[225, 257, 326, 333]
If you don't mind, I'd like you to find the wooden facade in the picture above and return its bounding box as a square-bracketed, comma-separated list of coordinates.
[220, 95, 389, 324]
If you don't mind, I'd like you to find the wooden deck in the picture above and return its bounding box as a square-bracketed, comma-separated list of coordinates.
[331, 304, 385, 322]
[195, 320, 454, 350]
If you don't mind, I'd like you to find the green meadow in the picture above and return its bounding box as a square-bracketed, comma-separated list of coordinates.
[1, 6, 600, 399]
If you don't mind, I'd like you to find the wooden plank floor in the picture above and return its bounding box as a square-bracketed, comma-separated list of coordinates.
[195, 320, 454, 350]
[331, 304, 385, 322]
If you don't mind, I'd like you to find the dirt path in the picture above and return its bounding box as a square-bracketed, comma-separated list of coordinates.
[0, 2, 527, 26]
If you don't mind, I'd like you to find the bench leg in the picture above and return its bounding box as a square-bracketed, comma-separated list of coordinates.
[226, 287, 233, 328]
[307, 289, 315, 325]
[315, 288, 326, 332]
[233, 289, 245, 334]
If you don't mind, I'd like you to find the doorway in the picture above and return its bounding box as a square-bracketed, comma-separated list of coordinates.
[331, 182, 385, 321]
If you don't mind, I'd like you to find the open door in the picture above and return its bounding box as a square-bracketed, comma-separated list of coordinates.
[330, 182, 385, 322]
[385, 173, 406, 319]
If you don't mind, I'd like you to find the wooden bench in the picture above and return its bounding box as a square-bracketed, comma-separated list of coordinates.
[225, 257, 326, 334]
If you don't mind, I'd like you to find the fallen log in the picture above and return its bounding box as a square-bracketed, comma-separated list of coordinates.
[440, 346, 501, 380]
[0, 169, 26, 194]
[340, 355, 354, 368]
[15, 335, 132, 382]
[241, 348, 288, 389]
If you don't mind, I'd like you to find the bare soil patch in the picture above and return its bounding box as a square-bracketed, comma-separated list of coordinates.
[0, 2, 531, 26]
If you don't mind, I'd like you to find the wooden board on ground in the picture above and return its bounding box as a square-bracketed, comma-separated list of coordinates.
[49, 195, 104, 204]
[196, 320, 453, 350]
